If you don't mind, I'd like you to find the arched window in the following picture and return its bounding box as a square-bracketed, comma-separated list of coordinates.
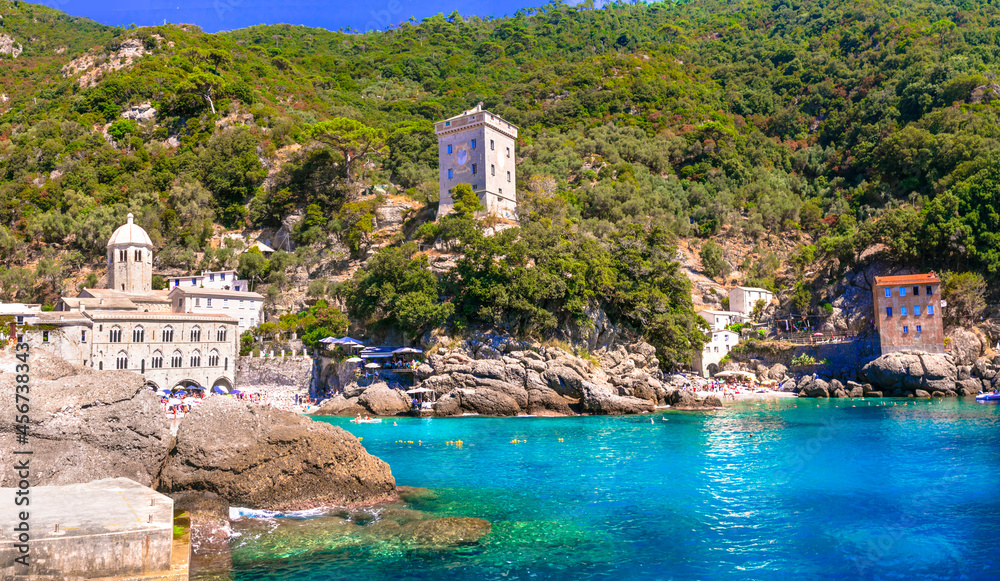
[132, 325, 144, 343]
[151, 350, 164, 369]
[190, 350, 201, 368]
[116, 351, 128, 370]
[208, 350, 220, 367]
[216, 327, 227, 342]
[109, 326, 122, 343]
[191, 326, 201, 342]
[171, 350, 182, 368]
[161, 326, 174, 343]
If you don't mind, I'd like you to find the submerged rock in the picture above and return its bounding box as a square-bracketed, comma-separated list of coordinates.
[160, 397, 396, 511]
[400, 517, 492, 547]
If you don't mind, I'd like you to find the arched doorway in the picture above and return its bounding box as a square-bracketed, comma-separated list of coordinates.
[212, 377, 234, 391]
[707, 363, 719, 377]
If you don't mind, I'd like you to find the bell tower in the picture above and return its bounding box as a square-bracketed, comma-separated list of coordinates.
[106, 213, 153, 293]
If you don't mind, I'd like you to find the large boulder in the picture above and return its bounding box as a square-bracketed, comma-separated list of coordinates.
[312, 394, 365, 417]
[357, 383, 412, 416]
[581, 382, 654, 414]
[860, 352, 957, 392]
[946, 326, 986, 366]
[459, 389, 521, 416]
[0, 361, 170, 487]
[159, 397, 396, 511]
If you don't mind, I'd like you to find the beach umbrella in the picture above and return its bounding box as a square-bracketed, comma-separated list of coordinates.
[318, 337, 340, 344]
[212, 385, 229, 394]
[166, 398, 182, 406]
[392, 347, 423, 354]
[340, 336, 364, 345]
[365, 362, 381, 369]
[345, 357, 363, 363]
[230, 390, 243, 396]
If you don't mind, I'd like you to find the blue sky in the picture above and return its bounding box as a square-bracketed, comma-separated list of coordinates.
[37, 0, 587, 34]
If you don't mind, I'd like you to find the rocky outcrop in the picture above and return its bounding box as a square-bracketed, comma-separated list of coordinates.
[160, 396, 396, 511]
[946, 326, 987, 366]
[330, 336, 718, 416]
[357, 383, 413, 416]
[860, 351, 958, 393]
[0, 34, 22, 59]
[311, 394, 365, 417]
[0, 354, 171, 487]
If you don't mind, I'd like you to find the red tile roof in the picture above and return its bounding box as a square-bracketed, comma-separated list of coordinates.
[874, 272, 940, 286]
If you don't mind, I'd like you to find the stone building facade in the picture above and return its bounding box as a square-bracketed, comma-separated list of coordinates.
[693, 329, 741, 377]
[435, 103, 518, 220]
[28, 216, 240, 390]
[729, 286, 773, 318]
[873, 273, 945, 354]
[168, 287, 264, 332]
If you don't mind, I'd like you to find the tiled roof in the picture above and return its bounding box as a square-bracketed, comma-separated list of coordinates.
[874, 273, 940, 286]
[85, 312, 238, 323]
[168, 287, 264, 300]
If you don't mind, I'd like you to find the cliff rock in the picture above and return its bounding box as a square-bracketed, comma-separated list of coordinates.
[860, 352, 957, 392]
[160, 397, 396, 511]
[0, 355, 171, 487]
[357, 383, 412, 416]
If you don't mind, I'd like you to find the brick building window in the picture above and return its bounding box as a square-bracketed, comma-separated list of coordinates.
[928, 305, 934, 315]
[916, 325, 922, 333]
[927, 286, 933, 295]
[903, 326, 909, 334]
[899, 287, 906, 297]
[914, 306, 921, 316]
[913, 286, 919, 296]
[886, 307, 892, 317]
[901, 306, 907, 316]
[884, 288, 891, 298]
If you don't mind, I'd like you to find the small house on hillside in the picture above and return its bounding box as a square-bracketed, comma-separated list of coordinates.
[693, 329, 741, 377]
[729, 286, 773, 318]
[699, 310, 746, 331]
[873, 273, 945, 354]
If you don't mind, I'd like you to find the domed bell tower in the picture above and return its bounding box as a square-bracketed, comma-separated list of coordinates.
[106, 213, 153, 294]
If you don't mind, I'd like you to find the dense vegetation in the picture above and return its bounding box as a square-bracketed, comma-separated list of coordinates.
[3, 0, 1000, 366]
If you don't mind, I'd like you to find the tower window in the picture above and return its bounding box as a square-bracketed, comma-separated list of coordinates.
[506, 147, 510, 158]
[448, 169, 453, 179]
[491, 164, 495, 176]
[447, 144, 452, 154]
[507, 171, 511, 182]
[472, 163, 477, 175]
[490, 139, 494, 150]
[119, 250, 127, 261]
[471, 139, 476, 149]
[134, 249, 142, 261]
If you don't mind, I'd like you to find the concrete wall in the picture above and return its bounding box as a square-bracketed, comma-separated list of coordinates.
[0, 478, 174, 579]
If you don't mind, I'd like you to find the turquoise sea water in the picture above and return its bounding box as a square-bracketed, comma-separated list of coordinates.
[228, 399, 1000, 580]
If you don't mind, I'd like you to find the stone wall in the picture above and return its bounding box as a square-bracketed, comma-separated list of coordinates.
[235, 355, 313, 389]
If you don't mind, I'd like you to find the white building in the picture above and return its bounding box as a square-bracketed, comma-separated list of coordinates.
[168, 287, 264, 332]
[699, 310, 746, 331]
[435, 103, 518, 220]
[692, 329, 741, 377]
[24, 214, 241, 391]
[167, 269, 251, 292]
[729, 286, 773, 318]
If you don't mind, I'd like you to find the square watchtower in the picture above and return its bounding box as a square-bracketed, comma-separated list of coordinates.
[435, 103, 517, 220]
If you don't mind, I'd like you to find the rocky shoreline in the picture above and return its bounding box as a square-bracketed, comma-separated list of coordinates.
[314, 337, 724, 417]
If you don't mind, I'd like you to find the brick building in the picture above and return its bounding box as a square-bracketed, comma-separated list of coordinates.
[873, 273, 945, 354]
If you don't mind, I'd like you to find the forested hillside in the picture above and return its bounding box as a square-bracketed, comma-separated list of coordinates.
[1, 0, 999, 366]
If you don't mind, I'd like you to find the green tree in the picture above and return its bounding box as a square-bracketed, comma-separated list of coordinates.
[451, 183, 484, 218]
[307, 118, 388, 184]
[699, 240, 729, 280]
[941, 271, 986, 326]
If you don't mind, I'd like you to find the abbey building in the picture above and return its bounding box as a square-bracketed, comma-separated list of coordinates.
[22, 214, 261, 391]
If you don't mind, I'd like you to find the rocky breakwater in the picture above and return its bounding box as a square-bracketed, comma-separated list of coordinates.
[0, 350, 172, 487]
[858, 350, 984, 398]
[315, 338, 720, 417]
[159, 396, 397, 511]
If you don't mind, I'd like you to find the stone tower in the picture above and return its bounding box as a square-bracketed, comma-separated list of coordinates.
[435, 103, 518, 220]
[106, 213, 153, 293]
